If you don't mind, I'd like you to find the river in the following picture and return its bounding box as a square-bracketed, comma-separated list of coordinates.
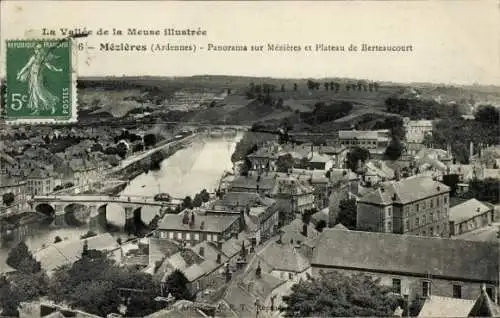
[0, 133, 243, 272]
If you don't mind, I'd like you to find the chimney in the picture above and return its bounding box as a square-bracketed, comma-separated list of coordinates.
[199, 246, 205, 257]
[302, 223, 308, 237]
[190, 213, 195, 229]
[216, 254, 221, 264]
[182, 211, 189, 225]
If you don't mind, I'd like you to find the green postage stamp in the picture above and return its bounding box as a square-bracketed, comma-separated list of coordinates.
[4, 39, 78, 124]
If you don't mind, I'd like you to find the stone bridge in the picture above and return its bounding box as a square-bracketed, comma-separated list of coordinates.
[28, 195, 182, 233]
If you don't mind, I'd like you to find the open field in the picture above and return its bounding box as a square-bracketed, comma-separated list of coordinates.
[75, 76, 500, 131]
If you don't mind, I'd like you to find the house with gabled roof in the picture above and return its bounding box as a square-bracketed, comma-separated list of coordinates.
[311, 228, 499, 304]
[357, 175, 451, 237]
[449, 199, 496, 236]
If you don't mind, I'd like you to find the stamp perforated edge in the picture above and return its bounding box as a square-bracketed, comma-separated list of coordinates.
[3, 38, 78, 126]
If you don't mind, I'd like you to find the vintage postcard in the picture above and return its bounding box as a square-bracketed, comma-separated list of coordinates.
[0, 1, 499, 318]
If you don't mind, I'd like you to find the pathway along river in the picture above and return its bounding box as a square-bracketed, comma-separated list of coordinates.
[0, 133, 243, 272]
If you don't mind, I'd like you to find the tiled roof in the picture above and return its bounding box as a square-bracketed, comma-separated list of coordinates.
[308, 152, 332, 163]
[339, 129, 390, 140]
[312, 229, 499, 282]
[271, 176, 314, 196]
[220, 237, 250, 258]
[190, 241, 228, 264]
[34, 233, 119, 273]
[358, 176, 450, 205]
[449, 199, 493, 223]
[257, 241, 310, 273]
[157, 212, 239, 233]
[218, 191, 275, 208]
[333, 223, 349, 230]
[229, 175, 277, 192]
[417, 296, 475, 317]
[452, 225, 500, 243]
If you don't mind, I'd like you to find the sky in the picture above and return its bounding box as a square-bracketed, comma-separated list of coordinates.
[1, 0, 499, 85]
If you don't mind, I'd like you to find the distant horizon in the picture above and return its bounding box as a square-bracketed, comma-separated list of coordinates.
[74, 75, 500, 89]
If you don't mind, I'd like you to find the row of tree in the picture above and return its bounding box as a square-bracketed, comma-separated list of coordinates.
[247, 81, 381, 94]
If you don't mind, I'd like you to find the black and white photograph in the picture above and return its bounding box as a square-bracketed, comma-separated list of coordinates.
[0, 1, 499, 317]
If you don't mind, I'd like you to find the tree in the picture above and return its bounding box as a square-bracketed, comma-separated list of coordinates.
[346, 147, 370, 172]
[442, 174, 460, 197]
[116, 142, 128, 159]
[200, 189, 210, 202]
[276, 153, 295, 173]
[90, 142, 104, 153]
[48, 246, 162, 317]
[183, 196, 193, 209]
[144, 134, 157, 148]
[2, 192, 15, 206]
[193, 194, 203, 208]
[335, 198, 357, 229]
[163, 269, 193, 301]
[281, 271, 400, 317]
[384, 139, 405, 160]
[464, 178, 500, 203]
[6, 241, 42, 274]
[315, 220, 327, 232]
[475, 105, 500, 125]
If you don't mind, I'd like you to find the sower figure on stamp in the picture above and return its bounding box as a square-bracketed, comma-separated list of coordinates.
[16, 43, 62, 115]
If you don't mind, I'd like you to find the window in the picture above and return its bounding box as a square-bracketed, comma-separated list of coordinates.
[444, 196, 448, 204]
[160, 231, 167, 239]
[430, 227, 434, 236]
[169, 232, 174, 239]
[392, 278, 402, 294]
[177, 232, 182, 240]
[416, 217, 420, 226]
[422, 281, 431, 297]
[186, 233, 191, 240]
[436, 198, 440, 207]
[207, 234, 212, 242]
[194, 233, 199, 241]
[430, 199, 433, 208]
[486, 287, 494, 299]
[388, 208, 392, 217]
[405, 220, 410, 232]
[453, 285, 462, 299]
[404, 207, 409, 217]
[387, 221, 392, 233]
[416, 204, 420, 212]
[213, 234, 218, 242]
[288, 273, 293, 280]
[423, 215, 426, 224]
[430, 213, 434, 222]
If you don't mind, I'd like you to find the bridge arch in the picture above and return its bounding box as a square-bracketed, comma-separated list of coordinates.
[35, 203, 55, 218]
[63, 203, 90, 226]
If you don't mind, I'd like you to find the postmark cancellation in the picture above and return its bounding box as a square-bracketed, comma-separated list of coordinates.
[4, 38, 78, 124]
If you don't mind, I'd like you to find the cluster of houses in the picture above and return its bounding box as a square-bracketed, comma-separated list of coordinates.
[7, 123, 500, 317]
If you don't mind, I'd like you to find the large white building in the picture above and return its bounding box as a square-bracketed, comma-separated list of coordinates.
[404, 118, 433, 143]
